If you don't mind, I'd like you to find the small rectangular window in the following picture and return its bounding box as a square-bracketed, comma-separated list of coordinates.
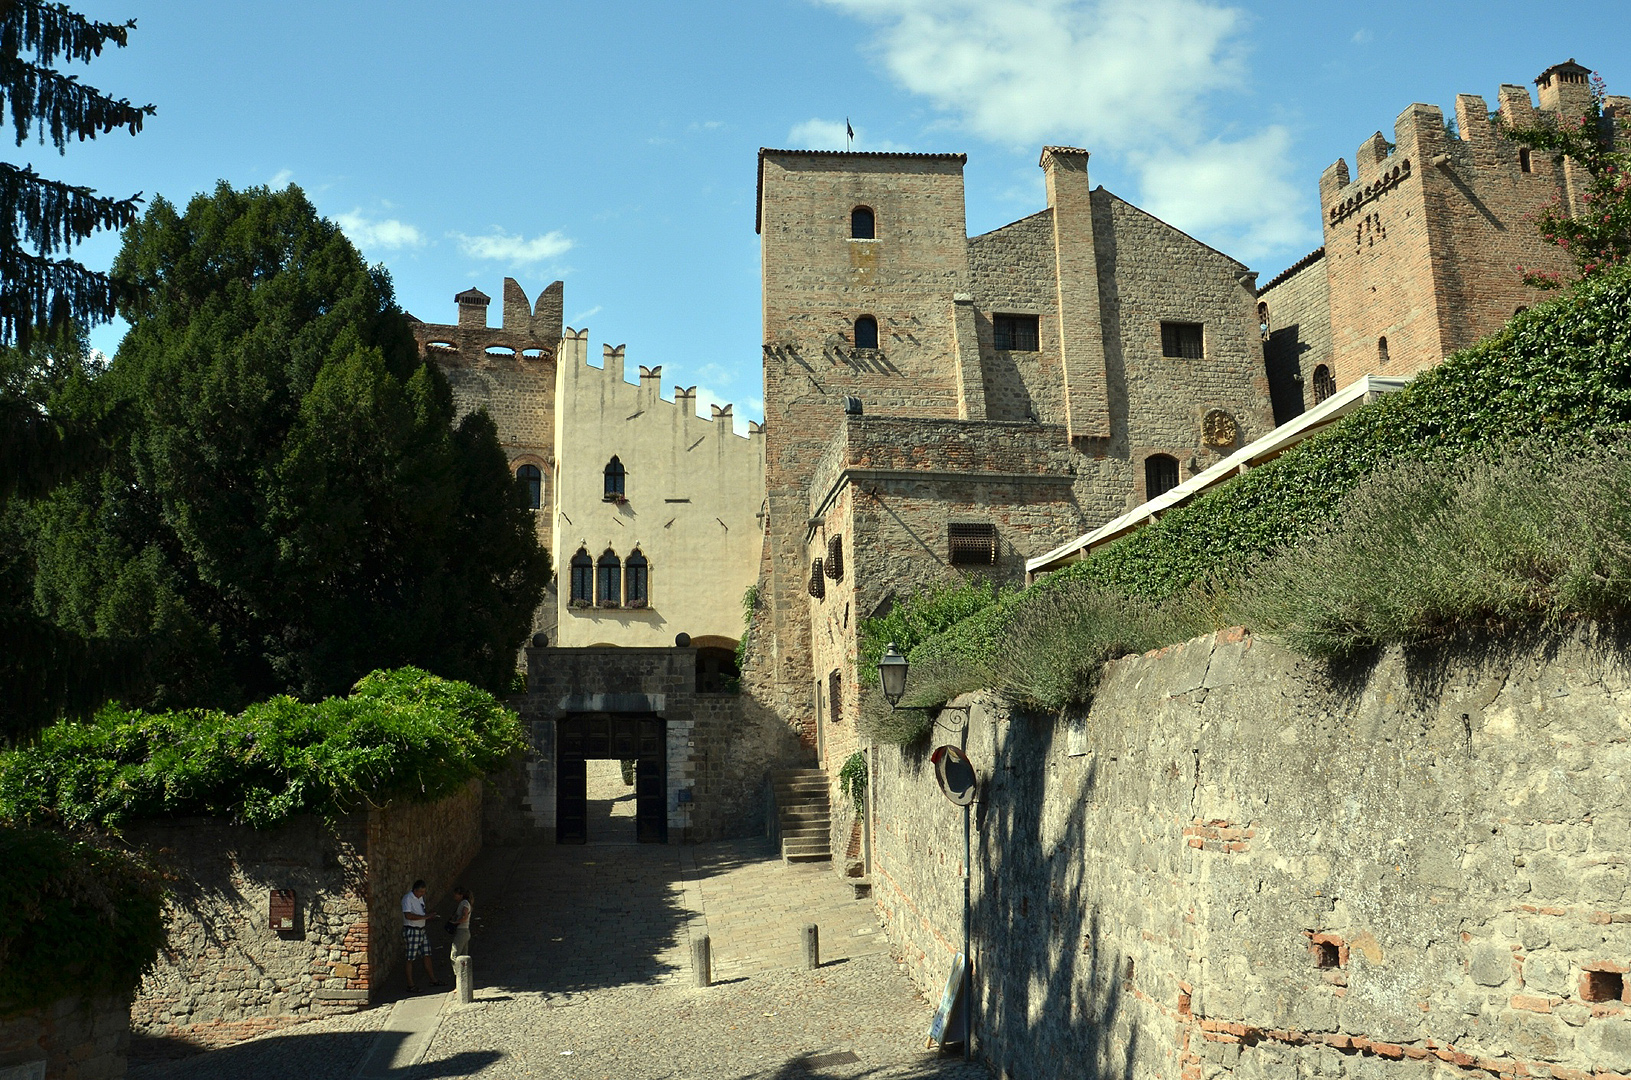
[1161, 322, 1204, 359]
[829, 670, 843, 723]
[949, 522, 998, 565]
[993, 314, 1040, 351]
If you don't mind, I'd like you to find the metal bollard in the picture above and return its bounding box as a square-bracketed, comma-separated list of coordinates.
[802, 923, 820, 970]
[454, 955, 473, 1004]
[691, 934, 712, 988]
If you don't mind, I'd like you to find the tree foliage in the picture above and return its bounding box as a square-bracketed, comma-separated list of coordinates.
[0, 825, 166, 1015]
[16, 183, 549, 724]
[0, 1, 153, 347]
[1503, 71, 1631, 288]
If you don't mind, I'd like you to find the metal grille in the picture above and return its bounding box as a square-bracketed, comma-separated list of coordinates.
[829, 670, 843, 723]
[1312, 364, 1336, 404]
[825, 536, 843, 580]
[993, 313, 1039, 351]
[808, 558, 825, 598]
[1145, 454, 1179, 499]
[1160, 321, 1204, 359]
[948, 522, 997, 565]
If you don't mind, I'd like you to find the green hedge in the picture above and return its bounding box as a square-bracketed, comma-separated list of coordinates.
[0, 667, 525, 831]
[1, 827, 166, 1015]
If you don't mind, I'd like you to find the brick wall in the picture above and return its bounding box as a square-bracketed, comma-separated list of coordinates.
[0, 994, 129, 1080]
[872, 627, 1631, 1079]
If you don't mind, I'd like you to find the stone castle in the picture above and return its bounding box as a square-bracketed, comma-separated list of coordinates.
[406, 57, 1623, 855]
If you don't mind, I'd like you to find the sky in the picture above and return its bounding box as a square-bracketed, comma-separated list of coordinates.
[40, 1, 1631, 431]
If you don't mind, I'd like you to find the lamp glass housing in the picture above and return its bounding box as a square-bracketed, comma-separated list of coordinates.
[878, 643, 909, 707]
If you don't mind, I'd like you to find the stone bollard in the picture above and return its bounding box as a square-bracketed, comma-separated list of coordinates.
[454, 954, 473, 1004]
[802, 924, 820, 970]
[691, 934, 712, 988]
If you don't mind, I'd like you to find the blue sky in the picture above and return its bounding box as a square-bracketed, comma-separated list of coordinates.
[45, 1, 1631, 429]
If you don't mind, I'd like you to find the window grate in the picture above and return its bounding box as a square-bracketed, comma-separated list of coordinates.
[809, 559, 826, 599]
[1145, 454, 1179, 499]
[826, 536, 843, 580]
[993, 314, 1039, 351]
[948, 522, 998, 566]
[829, 670, 843, 723]
[1160, 322, 1204, 359]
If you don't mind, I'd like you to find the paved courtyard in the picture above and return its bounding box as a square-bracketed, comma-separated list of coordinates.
[131, 774, 987, 1080]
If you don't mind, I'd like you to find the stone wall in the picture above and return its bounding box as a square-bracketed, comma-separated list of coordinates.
[518, 645, 805, 841]
[126, 782, 481, 1043]
[364, 779, 484, 989]
[0, 995, 129, 1080]
[872, 627, 1631, 1079]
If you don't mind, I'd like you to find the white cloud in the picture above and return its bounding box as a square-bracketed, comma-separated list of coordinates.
[693, 385, 763, 435]
[818, 0, 1318, 259]
[568, 305, 603, 326]
[335, 210, 426, 250]
[270, 168, 294, 188]
[453, 229, 574, 264]
[1351, 28, 1374, 45]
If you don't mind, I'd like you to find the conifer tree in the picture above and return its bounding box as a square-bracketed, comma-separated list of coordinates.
[0, 1, 153, 348]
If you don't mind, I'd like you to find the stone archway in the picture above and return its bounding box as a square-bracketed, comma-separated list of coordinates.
[556, 712, 667, 844]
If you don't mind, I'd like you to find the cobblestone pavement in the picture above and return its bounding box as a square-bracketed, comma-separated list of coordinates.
[133, 822, 988, 1080]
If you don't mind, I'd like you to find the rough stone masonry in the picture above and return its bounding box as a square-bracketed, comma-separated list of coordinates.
[873, 627, 1631, 1079]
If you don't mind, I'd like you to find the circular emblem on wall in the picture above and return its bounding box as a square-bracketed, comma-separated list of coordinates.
[1202, 409, 1238, 449]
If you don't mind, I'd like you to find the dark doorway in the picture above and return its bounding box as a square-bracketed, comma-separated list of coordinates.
[556, 713, 667, 844]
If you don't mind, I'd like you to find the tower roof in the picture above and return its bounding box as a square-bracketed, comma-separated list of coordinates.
[1536, 58, 1591, 87]
[455, 287, 490, 304]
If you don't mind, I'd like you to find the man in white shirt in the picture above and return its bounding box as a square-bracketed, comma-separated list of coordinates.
[401, 879, 441, 991]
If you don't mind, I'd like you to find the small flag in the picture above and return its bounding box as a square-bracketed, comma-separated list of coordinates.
[846, 118, 854, 148]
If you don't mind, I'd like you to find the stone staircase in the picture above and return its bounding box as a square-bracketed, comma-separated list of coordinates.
[770, 768, 831, 863]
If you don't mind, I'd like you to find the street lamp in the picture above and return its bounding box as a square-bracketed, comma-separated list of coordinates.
[877, 643, 909, 708]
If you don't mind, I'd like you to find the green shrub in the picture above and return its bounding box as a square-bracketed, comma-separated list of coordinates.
[838, 750, 868, 807]
[1241, 440, 1631, 656]
[856, 688, 933, 747]
[0, 667, 525, 830]
[857, 577, 1006, 687]
[0, 826, 166, 1015]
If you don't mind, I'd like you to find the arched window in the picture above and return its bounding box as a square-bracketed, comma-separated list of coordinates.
[596, 549, 622, 607]
[1312, 364, 1336, 404]
[853, 315, 879, 350]
[1257, 301, 1271, 341]
[603, 456, 625, 500]
[1145, 454, 1179, 500]
[850, 206, 875, 240]
[1377, 336, 1390, 366]
[626, 550, 648, 608]
[569, 548, 593, 605]
[516, 463, 542, 510]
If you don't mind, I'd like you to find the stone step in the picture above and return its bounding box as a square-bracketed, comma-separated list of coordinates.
[778, 801, 830, 815]
[782, 842, 831, 863]
[779, 824, 828, 839]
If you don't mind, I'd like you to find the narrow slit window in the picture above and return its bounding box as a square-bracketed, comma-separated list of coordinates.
[850, 206, 875, 239]
[1519, 147, 1532, 173]
[516, 463, 542, 510]
[829, 669, 843, 723]
[854, 315, 879, 350]
[993, 314, 1040, 351]
[949, 522, 998, 566]
[569, 549, 593, 604]
[597, 549, 622, 607]
[1160, 322, 1204, 359]
[625, 550, 648, 607]
[1145, 454, 1179, 499]
[1377, 336, 1390, 366]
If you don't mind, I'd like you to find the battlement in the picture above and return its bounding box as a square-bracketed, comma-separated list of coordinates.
[1318, 59, 1614, 215]
[411, 277, 564, 366]
[557, 330, 761, 442]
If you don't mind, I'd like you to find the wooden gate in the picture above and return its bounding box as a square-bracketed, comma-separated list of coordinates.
[556, 713, 667, 844]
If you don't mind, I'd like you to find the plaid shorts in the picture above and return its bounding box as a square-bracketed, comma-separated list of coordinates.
[403, 924, 430, 961]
